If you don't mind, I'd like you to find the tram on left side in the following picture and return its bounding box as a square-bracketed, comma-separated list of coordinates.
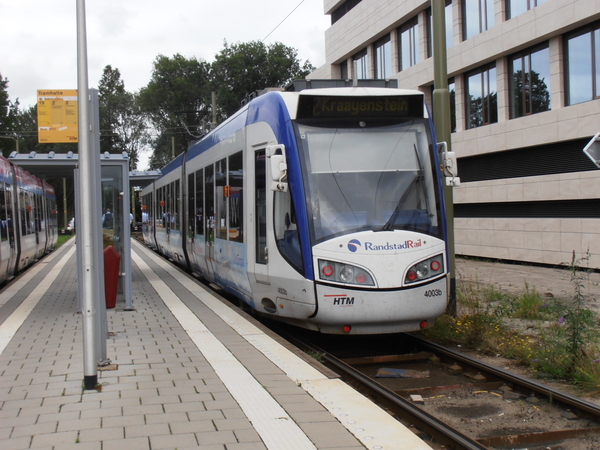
[0, 155, 58, 284]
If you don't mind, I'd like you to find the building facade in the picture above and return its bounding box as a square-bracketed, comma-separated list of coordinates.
[311, 0, 600, 268]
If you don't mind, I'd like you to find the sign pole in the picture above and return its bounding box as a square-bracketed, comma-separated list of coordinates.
[76, 0, 101, 390]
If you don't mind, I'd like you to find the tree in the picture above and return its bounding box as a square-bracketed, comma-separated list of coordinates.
[211, 41, 315, 118]
[0, 73, 20, 157]
[11, 104, 40, 153]
[138, 54, 212, 168]
[98, 65, 147, 169]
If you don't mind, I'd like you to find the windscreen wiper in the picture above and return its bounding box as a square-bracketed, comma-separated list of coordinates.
[378, 144, 426, 232]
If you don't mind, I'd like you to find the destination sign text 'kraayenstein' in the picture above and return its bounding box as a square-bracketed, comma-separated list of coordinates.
[297, 95, 424, 120]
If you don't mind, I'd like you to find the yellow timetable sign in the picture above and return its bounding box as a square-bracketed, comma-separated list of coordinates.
[37, 90, 78, 143]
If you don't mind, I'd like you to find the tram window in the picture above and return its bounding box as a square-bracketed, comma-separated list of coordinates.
[187, 173, 194, 238]
[215, 158, 227, 240]
[0, 182, 6, 241]
[228, 151, 243, 243]
[161, 186, 166, 228]
[155, 190, 159, 227]
[145, 193, 153, 226]
[275, 190, 303, 272]
[255, 150, 267, 264]
[205, 164, 215, 243]
[36, 194, 43, 232]
[160, 187, 165, 227]
[19, 189, 27, 235]
[174, 180, 180, 231]
[28, 191, 34, 235]
[166, 183, 171, 230]
[195, 169, 204, 236]
[157, 188, 162, 227]
[5, 185, 13, 244]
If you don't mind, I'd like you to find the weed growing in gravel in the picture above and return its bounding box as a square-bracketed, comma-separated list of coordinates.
[422, 252, 600, 394]
[574, 352, 600, 395]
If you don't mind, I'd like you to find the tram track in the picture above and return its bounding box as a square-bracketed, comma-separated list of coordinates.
[140, 245, 600, 449]
[275, 327, 600, 450]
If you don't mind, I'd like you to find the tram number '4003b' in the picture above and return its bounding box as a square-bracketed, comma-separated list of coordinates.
[424, 289, 443, 298]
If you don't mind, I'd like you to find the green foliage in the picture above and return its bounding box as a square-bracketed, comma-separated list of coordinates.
[138, 54, 212, 168]
[509, 284, 545, 320]
[98, 66, 147, 169]
[211, 40, 315, 118]
[562, 251, 598, 369]
[56, 234, 74, 249]
[531, 252, 600, 380]
[0, 73, 21, 157]
[426, 254, 600, 394]
[573, 353, 600, 395]
[4, 40, 315, 169]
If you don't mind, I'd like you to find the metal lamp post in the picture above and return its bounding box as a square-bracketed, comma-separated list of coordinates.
[432, 0, 457, 315]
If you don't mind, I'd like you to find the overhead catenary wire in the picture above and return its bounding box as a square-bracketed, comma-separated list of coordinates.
[261, 0, 305, 42]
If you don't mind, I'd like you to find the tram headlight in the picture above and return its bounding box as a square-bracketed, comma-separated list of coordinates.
[405, 254, 445, 285]
[318, 259, 375, 287]
[339, 266, 354, 283]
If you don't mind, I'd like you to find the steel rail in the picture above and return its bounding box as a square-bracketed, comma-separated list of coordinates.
[406, 334, 600, 421]
[282, 331, 489, 450]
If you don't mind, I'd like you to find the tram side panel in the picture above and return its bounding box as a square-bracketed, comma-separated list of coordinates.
[141, 185, 157, 250]
[153, 160, 186, 266]
[243, 122, 317, 321]
[183, 128, 252, 301]
[0, 157, 18, 283]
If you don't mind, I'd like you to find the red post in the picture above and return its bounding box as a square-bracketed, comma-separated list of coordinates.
[103, 246, 121, 309]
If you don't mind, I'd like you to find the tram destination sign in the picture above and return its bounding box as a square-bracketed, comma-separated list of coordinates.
[37, 89, 78, 143]
[297, 94, 424, 120]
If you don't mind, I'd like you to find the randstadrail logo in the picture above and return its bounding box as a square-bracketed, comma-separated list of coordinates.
[347, 239, 361, 253]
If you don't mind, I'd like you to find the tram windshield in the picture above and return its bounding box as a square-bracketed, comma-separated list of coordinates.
[295, 120, 442, 244]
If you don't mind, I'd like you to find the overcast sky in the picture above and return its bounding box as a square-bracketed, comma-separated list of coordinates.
[1, 0, 330, 110]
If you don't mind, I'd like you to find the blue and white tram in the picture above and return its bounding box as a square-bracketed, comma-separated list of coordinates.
[0, 156, 58, 285]
[142, 86, 453, 334]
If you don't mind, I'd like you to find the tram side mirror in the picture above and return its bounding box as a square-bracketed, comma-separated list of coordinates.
[268, 144, 288, 192]
[438, 142, 460, 187]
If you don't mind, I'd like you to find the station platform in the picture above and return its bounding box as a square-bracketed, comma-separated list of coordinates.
[0, 238, 430, 450]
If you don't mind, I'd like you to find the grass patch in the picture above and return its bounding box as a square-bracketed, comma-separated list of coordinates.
[422, 252, 600, 395]
[56, 234, 74, 249]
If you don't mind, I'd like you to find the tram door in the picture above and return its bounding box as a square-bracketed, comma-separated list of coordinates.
[0, 184, 17, 280]
[253, 150, 270, 285]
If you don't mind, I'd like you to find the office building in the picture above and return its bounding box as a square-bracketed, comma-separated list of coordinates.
[311, 0, 600, 268]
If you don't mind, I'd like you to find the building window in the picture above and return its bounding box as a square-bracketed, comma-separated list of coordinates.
[465, 64, 497, 129]
[340, 60, 349, 80]
[374, 35, 392, 78]
[431, 78, 456, 133]
[509, 44, 551, 118]
[398, 17, 420, 71]
[506, 0, 548, 20]
[565, 24, 600, 105]
[331, 0, 363, 25]
[427, 1, 454, 58]
[353, 48, 369, 79]
[463, 0, 494, 41]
